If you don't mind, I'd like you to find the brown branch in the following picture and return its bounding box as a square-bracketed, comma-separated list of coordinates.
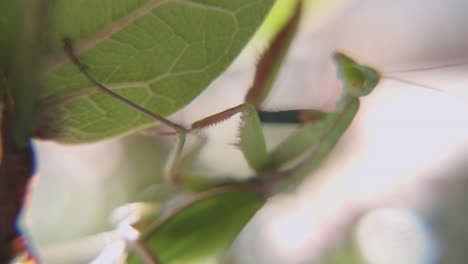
[0, 90, 37, 263]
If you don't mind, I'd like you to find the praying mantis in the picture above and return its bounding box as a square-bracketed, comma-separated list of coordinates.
[61, 1, 365, 192]
[59, 1, 468, 263]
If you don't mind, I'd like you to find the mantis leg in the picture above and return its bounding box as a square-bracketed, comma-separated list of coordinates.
[63, 39, 186, 133]
[162, 132, 261, 192]
[258, 109, 326, 124]
[156, 103, 269, 190]
[64, 39, 191, 186]
[190, 104, 271, 173]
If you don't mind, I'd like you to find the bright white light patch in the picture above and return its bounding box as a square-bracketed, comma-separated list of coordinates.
[116, 222, 140, 242]
[90, 240, 126, 264]
[111, 202, 159, 226]
[356, 208, 439, 264]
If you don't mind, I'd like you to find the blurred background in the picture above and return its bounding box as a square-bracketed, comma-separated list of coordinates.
[28, 0, 468, 263]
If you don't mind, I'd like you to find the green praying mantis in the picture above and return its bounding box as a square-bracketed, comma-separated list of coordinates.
[60, 1, 365, 192]
[61, 2, 464, 193]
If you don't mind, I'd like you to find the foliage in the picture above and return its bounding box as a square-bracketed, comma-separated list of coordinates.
[35, 0, 275, 143]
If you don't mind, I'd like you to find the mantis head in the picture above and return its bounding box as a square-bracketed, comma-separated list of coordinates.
[333, 52, 380, 97]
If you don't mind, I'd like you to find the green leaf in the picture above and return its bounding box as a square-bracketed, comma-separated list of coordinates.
[0, 1, 21, 69]
[34, 0, 275, 143]
[128, 188, 266, 264]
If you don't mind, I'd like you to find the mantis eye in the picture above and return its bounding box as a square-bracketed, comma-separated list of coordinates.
[333, 52, 380, 97]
